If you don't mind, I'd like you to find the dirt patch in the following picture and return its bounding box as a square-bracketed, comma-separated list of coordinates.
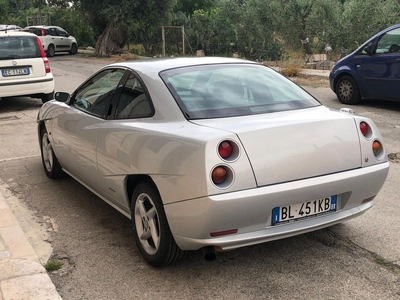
[388, 153, 400, 163]
[291, 76, 330, 88]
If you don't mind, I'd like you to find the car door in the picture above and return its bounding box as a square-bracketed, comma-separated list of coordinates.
[47, 27, 60, 49]
[55, 27, 71, 50]
[362, 27, 400, 100]
[95, 71, 155, 212]
[51, 68, 126, 188]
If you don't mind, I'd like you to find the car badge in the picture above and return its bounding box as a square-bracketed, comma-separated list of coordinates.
[12, 61, 17, 66]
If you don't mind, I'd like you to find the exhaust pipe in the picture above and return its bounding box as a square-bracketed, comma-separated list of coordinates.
[202, 246, 217, 261]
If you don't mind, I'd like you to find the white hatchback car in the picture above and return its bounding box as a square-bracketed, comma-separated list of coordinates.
[23, 25, 78, 57]
[0, 30, 54, 103]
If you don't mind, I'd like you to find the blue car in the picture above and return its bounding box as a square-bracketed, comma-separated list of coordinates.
[330, 24, 400, 104]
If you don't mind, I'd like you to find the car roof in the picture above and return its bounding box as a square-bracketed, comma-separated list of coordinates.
[0, 25, 21, 31]
[24, 25, 61, 29]
[0, 31, 37, 37]
[109, 57, 259, 76]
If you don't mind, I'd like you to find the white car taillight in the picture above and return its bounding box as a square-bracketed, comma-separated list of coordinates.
[36, 36, 51, 73]
[43, 57, 51, 73]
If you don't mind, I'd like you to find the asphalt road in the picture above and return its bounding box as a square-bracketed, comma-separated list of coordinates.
[0, 54, 399, 299]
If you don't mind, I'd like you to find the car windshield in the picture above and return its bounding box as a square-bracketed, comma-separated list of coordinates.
[0, 36, 40, 59]
[160, 64, 320, 119]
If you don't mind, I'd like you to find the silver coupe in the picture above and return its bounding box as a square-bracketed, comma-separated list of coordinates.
[37, 57, 389, 267]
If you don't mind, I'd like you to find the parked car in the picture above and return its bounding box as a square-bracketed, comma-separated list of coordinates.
[0, 30, 54, 103]
[0, 25, 22, 31]
[330, 23, 400, 104]
[38, 57, 389, 267]
[23, 25, 78, 57]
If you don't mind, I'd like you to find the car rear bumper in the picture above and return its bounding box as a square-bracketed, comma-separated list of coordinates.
[0, 76, 54, 98]
[164, 162, 389, 250]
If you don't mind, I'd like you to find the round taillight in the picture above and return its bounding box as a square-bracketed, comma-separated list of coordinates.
[212, 166, 227, 184]
[360, 122, 370, 137]
[218, 141, 233, 159]
[372, 140, 382, 156]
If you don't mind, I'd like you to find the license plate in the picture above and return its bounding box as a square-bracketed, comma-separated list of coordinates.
[1, 68, 30, 77]
[272, 195, 337, 225]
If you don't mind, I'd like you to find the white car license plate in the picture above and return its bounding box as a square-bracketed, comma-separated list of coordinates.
[1, 68, 30, 77]
[272, 195, 337, 225]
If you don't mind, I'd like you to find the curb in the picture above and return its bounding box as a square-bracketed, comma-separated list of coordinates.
[0, 182, 61, 300]
[269, 66, 330, 79]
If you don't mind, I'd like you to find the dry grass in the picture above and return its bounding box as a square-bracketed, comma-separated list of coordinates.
[281, 64, 302, 77]
[291, 76, 330, 88]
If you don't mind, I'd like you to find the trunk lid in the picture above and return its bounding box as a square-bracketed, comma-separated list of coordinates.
[0, 35, 46, 80]
[192, 106, 361, 187]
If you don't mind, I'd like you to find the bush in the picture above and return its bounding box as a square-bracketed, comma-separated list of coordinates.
[281, 65, 302, 77]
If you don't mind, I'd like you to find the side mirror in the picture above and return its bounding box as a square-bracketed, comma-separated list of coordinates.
[66, 32, 70, 37]
[54, 92, 70, 103]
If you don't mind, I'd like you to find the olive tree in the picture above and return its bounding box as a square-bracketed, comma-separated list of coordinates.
[340, 0, 400, 52]
[78, 0, 175, 56]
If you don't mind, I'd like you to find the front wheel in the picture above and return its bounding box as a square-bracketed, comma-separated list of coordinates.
[40, 127, 64, 179]
[335, 75, 361, 105]
[131, 182, 186, 267]
[69, 43, 78, 55]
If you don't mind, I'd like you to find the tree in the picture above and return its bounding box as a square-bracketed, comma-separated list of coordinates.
[47, 0, 70, 8]
[0, 0, 8, 23]
[271, 0, 316, 55]
[340, 0, 400, 52]
[175, 0, 215, 15]
[78, 0, 175, 56]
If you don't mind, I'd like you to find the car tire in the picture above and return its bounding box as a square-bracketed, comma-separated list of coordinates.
[46, 45, 55, 57]
[41, 92, 54, 103]
[40, 127, 64, 179]
[131, 182, 186, 267]
[336, 75, 361, 105]
[69, 43, 78, 55]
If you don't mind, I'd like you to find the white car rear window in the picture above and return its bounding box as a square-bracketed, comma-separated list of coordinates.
[0, 36, 40, 60]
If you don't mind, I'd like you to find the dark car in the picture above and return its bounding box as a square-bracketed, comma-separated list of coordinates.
[330, 24, 400, 104]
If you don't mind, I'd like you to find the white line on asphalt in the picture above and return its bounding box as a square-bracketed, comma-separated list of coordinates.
[0, 155, 41, 163]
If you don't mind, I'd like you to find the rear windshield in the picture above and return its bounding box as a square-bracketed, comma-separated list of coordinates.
[160, 64, 320, 119]
[0, 36, 40, 60]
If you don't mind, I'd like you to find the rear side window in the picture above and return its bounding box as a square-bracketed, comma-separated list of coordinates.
[24, 28, 43, 36]
[115, 72, 153, 119]
[0, 36, 40, 59]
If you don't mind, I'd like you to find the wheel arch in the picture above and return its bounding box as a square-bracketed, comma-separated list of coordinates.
[332, 63, 363, 95]
[37, 121, 46, 147]
[126, 174, 159, 208]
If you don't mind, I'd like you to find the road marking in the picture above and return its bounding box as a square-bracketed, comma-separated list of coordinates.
[0, 155, 41, 163]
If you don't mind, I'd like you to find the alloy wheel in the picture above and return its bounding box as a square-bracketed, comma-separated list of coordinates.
[134, 193, 161, 255]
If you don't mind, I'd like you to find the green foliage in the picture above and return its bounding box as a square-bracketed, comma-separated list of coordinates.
[168, 0, 283, 60]
[51, 8, 96, 47]
[340, 0, 400, 52]
[175, 0, 215, 15]
[44, 260, 63, 272]
[2, 0, 400, 59]
[0, 0, 9, 23]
